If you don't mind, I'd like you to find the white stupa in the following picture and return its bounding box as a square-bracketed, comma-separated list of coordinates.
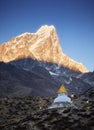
[48, 84, 72, 109]
[54, 93, 71, 103]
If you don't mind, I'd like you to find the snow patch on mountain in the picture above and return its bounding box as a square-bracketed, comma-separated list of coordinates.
[49, 71, 59, 76]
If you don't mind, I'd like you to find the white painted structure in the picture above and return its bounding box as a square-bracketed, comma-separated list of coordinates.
[54, 93, 71, 103]
[48, 93, 71, 109]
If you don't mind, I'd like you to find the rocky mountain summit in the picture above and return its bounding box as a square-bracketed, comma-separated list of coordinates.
[0, 25, 88, 73]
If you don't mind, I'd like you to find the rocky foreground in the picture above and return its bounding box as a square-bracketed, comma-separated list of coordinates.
[0, 88, 94, 130]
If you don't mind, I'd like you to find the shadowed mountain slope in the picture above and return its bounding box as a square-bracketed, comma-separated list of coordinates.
[0, 58, 93, 97]
[0, 62, 58, 97]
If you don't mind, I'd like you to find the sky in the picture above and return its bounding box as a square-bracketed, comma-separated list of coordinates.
[0, 0, 94, 71]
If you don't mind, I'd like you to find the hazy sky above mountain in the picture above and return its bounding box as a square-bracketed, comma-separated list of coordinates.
[0, 0, 94, 71]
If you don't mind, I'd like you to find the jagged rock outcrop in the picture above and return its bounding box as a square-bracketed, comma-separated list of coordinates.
[0, 25, 88, 73]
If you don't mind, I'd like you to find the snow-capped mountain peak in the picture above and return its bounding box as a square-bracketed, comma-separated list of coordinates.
[0, 25, 88, 73]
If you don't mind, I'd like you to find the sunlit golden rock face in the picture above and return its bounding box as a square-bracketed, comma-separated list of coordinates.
[0, 25, 88, 73]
